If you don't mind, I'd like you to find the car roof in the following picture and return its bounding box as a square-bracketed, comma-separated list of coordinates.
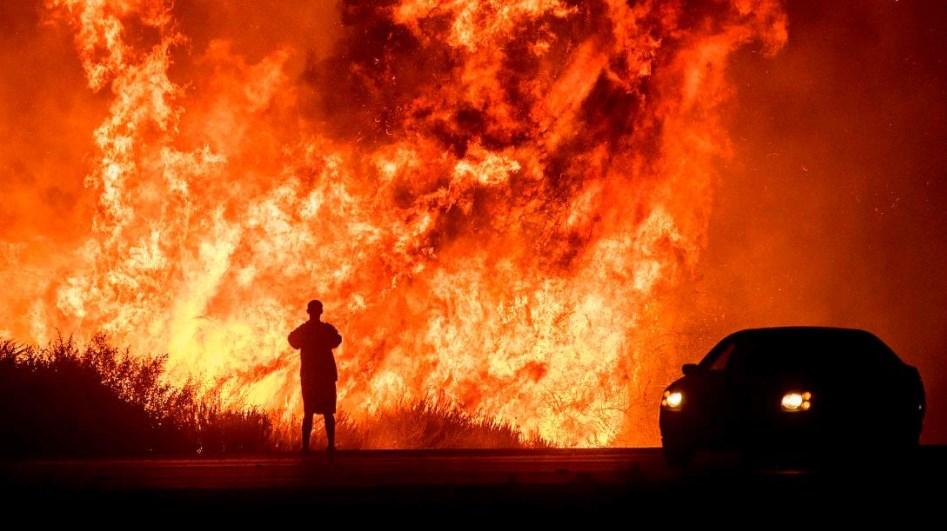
[715, 327, 901, 366]
[724, 326, 880, 341]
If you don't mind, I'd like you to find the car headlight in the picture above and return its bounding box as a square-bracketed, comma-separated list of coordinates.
[780, 391, 813, 412]
[662, 389, 683, 410]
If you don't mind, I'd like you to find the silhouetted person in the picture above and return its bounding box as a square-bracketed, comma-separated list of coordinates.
[288, 299, 342, 454]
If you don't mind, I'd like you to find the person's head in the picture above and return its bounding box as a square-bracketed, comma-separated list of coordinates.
[306, 299, 323, 321]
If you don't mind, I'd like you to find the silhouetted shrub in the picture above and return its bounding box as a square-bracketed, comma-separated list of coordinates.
[0, 335, 271, 457]
[1, 336, 549, 455]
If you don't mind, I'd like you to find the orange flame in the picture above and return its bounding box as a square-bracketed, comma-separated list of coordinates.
[2, 0, 786, 446]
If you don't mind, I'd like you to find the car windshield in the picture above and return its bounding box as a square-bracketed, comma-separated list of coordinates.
[699, 340, 736, 371]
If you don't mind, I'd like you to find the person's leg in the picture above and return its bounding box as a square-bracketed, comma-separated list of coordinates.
[324, 413, 335, 450]
[302, 412, 313, 452]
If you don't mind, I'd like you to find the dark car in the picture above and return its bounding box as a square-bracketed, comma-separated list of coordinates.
[659, 327, 925, 467]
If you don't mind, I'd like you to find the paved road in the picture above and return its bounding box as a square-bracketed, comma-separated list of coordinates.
[2, 448, 944, 520]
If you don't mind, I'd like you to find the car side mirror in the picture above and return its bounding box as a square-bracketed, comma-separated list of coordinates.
[682, 363, 699, 376]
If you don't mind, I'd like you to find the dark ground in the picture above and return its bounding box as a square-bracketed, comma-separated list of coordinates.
[2, 447, 946, 523]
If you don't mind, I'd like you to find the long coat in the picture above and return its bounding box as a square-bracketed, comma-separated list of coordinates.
[288, 320, 342, 414]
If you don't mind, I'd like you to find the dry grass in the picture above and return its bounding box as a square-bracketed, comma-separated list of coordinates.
[284, 399, 551, 450]
[1, 335, 550, 455]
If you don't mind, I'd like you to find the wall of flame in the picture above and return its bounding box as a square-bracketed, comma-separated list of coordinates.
[21, 1, 947, 446]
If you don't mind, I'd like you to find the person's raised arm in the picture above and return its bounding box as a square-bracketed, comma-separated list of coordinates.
[288, 324, 304, 349]
[329, 325, 342, 349]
